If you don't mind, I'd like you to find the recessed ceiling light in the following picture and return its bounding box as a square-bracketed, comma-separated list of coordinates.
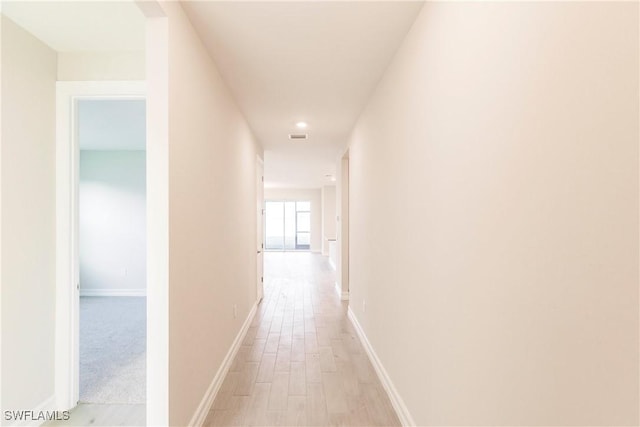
[296, 121, 307, 129]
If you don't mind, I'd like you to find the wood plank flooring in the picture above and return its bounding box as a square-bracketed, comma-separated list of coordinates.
[204, 252, 399, 427]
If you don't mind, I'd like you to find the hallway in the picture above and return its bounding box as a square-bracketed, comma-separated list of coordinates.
[204, 252, 399, 426]
[1, 2, 638, 426]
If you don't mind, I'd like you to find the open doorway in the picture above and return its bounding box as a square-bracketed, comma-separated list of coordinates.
[55, 82, 148, 426]
[256, 157, 264, 303]
[77, 99, 147, 407]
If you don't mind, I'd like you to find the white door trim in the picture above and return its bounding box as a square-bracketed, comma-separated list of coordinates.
[256, 155, 264, 303]
[54, 81, 146, 410]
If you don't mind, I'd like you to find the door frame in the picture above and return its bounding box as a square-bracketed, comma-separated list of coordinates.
[55, 81, 146, 410]
[336, 151, 350, 300]
[256, 156, 264, 303]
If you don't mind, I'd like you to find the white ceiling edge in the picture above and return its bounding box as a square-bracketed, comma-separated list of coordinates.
[1, 1, 146, 52]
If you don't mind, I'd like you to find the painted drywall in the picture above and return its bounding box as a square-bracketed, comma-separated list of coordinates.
[321, 185, 336, 256]
[336, 154, 349, 297]
[78, 99, 146, 151]
[79, 151, 146, 295]
[144, 10, 169, 426]
[57, 51, 145, 81]
[1, 14, 57, 418]
[347, 2, 639, 426]
[264, 188, 322, 253]
[0, 7, 4, 414]
[159, 3, 262, 425]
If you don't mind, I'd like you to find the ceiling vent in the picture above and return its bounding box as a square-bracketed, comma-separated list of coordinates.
[289, 134, 308, 140]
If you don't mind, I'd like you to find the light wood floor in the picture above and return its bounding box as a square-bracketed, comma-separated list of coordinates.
[204, 252, 400, 427]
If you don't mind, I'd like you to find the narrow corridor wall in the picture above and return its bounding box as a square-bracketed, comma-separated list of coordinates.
[347, 2, 639, 425]
[321, 185, 336, 256]
[159, 3, 262, 425]
[336, 154, 349, 298]
[0, 14, 57, 418]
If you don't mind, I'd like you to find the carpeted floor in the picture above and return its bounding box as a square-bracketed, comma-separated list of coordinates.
[80, 296, 146, 404]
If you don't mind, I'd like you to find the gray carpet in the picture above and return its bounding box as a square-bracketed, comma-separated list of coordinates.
[80, 297, 146, 404]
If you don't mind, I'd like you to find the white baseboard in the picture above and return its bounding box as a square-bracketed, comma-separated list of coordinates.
[189, 302, 258, 427]
[80, 288, 146, 297]
[348, 307, 415, 426]
[334, 282, 349, 300]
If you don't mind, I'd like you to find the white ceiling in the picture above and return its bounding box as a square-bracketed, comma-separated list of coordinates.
[182, 1, 424, 188]
[1, 1, 145, 52]
[2, 1, 422, 187]
[78, 100, 146, 151]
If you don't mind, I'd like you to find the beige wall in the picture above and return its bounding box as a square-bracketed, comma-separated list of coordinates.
[321, 185, 336, 255]
[347, 2, 639, 426]
[0, 15, 57, 416]
[161, 3, 262, 425]
[336, 154, 349, 297]
[0, 10, 3, 414]
[264, 188, 322, 253]
[57, 51, 145, 81]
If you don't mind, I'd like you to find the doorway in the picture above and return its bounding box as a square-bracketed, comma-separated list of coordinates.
[77, 99, 147, 406]
[256, 157, 264, 303]
[264, 200, 311, 251]
[55, 82, 148, 423]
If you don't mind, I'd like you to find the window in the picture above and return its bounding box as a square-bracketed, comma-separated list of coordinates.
[265, 200, 311, 250]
